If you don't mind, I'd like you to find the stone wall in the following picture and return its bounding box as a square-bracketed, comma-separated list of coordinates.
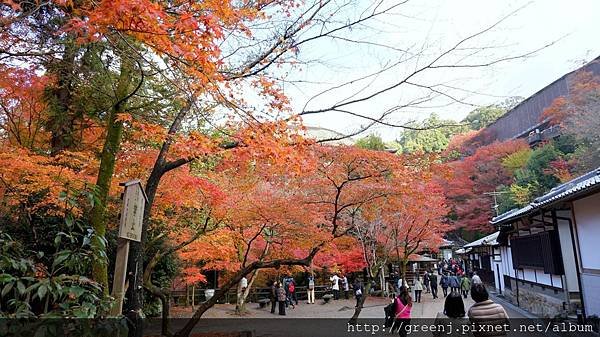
[502, 278, 567, 318]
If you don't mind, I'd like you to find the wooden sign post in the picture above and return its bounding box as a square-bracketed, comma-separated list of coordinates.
[110, 180, 147, 317]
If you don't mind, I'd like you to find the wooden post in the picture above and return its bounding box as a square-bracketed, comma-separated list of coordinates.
[191, 285, 195, 310]
[109, 180, 147, 317]
[110, 238, 130, 316]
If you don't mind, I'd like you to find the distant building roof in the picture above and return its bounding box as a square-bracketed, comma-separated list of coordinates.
[463, 231, 500, 248]
[455, 248, 471, 254]
[440, 233, 469, 248]
[483, 56, 600, 142]
[408, 254, 438, 263]
[491, 167, 600, 226]
[303, 126, 355, 145]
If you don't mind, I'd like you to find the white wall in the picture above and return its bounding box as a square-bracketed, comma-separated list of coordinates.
[581, 273, 600, 316]
[573, 193, 600, 270]
[573, 193, 600, 316]
[556, 210, 579, 292]
[492, 259, 504, 292]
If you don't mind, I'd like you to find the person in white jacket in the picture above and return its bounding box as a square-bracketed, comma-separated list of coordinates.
[330, 274, 340, 300]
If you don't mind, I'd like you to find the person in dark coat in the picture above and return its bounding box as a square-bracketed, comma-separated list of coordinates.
[353, 279, 363, 308]
[384, 296, 396, 328]
[449, 273, 460, 293]
[429, 271, 439, 299]
[440, 272, 450, 297]
[423, 271, 430, 293]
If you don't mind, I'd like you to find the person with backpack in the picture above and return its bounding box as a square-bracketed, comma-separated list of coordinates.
[288, 280, 297, 307]
[307, 275, 315, 304]
[330, 273, 340, 300]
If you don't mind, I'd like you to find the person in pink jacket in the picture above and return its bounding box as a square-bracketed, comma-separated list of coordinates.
[393, 286, 412, 337]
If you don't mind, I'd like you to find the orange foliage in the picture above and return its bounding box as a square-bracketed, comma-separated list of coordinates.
[443, 139, 528, 231]
[0, 67, 51, 149]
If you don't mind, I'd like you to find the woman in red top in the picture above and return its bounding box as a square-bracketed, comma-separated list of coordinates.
[393, 286, 413, 337]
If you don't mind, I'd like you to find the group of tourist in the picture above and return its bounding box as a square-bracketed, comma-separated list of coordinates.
[268, 274, 299, 316]
[268, 273, 365, 316]
[386, 273, 506, 337]
[409, 269, 481, 301]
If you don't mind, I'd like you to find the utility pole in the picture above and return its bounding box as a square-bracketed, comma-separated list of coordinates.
[484, 190, 509, 216]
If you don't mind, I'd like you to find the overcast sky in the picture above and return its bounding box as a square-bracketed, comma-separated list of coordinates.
[282, 0, 600, 141]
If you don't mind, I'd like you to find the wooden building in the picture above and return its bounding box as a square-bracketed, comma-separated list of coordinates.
[491, 167, 600, 319]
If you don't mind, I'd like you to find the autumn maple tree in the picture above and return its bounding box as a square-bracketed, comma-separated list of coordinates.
[347, 153, 449, 321]
[0, 1, 561, 336]
[443, 139, 529, 231]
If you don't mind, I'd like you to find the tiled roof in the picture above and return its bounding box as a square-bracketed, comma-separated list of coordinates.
[464, 231, 500, 248]
[491, 167, 600, 225]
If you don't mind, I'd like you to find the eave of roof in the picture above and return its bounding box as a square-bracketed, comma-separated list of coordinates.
[463, 231, 500, 248]
[491, 167, 600, 226]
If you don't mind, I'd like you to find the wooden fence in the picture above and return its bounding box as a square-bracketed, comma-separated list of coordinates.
[170, 285, 334, 306]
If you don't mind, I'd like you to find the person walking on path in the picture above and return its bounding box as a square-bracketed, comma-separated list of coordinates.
[468, 284, 509, 337]
[330, 273, 340, 300]
[471, 271, 482, 285]
[434, 291, 471, 337]
[413, 276, 423, 303]
[342, 275, 349, 299]
[460, 275, 471, 299]
[276, 282, 287, 316]
[429, 271, 439, 299]
[288, 280, 297, 307]
[283, 274, 293, 308]
[269, 281, 277, 314]
[307, 275, 315, 304]
[449, 273, 460, 293]
[423, 271, 430, 293]
[393, 286, 413, 337]
[440, 272, 450, 297]
[353, 279, 363, 308]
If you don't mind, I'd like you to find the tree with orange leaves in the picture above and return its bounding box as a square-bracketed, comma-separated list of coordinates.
[542, 69, 600, 173]
[348, 154, 449, 321]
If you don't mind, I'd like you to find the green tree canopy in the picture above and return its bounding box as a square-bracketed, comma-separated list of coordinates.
[397, 114, 467, 154]
[355, 134, 387, 151]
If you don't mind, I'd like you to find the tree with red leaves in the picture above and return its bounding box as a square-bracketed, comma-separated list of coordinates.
[444, 140, 528, 232]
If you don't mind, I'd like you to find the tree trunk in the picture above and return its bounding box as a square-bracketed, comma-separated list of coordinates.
[235, 269, 259, 315]
[144, 282, 172, 337]
[191, 285, 195, 310]
[400, 258, 409, 285]
[47, 40, 78, 156]
[90, 52, 134, 294]
[185, 285, 190, 307]
[124, 102, 192, 335]
[349, 280, 372, 323]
